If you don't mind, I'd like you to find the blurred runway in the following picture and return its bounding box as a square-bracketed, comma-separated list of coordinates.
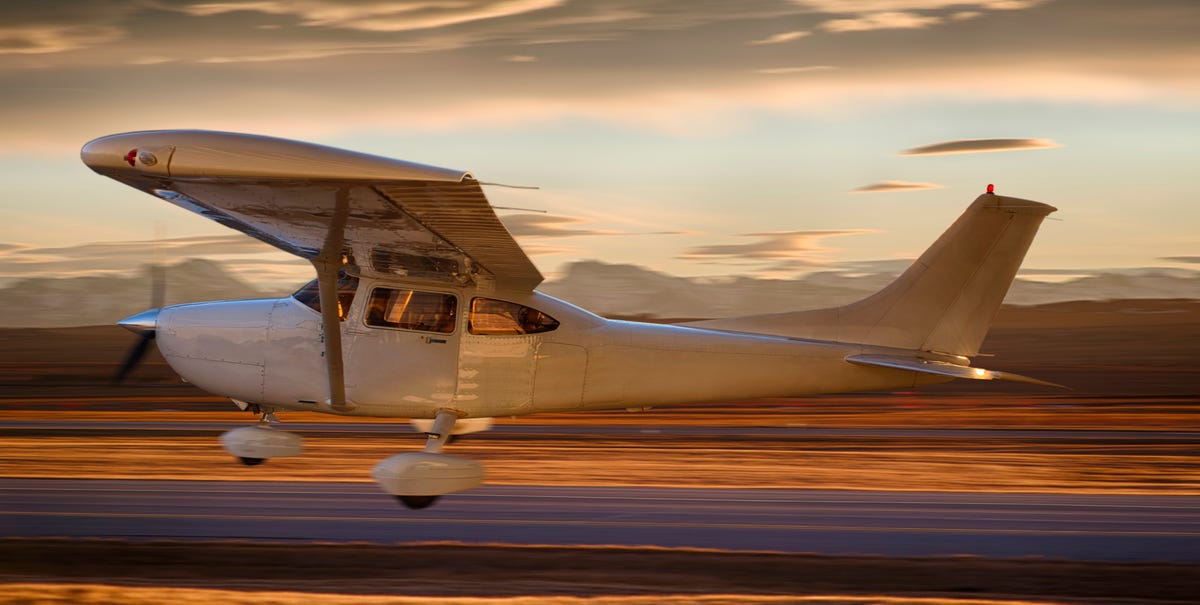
[3, 419, 1196, 440]
[3, 478, 1196, 561]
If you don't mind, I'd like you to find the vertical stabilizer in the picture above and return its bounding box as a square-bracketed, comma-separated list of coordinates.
[688, 191, 1056, 356]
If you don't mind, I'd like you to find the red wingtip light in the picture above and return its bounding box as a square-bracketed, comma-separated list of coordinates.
[124, 149, 138, 167]
[986, 183, 995, 194]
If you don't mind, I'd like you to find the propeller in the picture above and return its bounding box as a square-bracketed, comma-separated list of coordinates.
[111, 263, 165, 384]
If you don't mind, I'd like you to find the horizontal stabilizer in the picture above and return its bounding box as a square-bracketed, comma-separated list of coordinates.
[846, 354, 1066, 389]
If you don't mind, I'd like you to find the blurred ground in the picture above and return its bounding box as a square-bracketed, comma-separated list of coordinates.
[2, 540, 1198, 604]
[0, 299, 1195, 493]
[0, 300, 1196, 602]
[0, 411, 1195, 493]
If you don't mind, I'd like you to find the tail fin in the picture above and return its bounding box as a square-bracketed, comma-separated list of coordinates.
[689, 191, 1056, 356]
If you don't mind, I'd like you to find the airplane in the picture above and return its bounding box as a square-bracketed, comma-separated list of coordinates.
[82, 130, 1060, 509]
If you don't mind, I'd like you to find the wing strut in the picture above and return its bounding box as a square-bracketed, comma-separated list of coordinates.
[313, 188, 353, 412]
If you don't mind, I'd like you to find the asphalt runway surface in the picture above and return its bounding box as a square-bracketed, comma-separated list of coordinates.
[3, 419, 1196, 441]
[3, 478, 1197, 562]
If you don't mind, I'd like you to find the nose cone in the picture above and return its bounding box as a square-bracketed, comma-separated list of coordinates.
[118, 308, 159, 336]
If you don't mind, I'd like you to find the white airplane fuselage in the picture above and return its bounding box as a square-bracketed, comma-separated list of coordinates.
[156, 278, 944, 420]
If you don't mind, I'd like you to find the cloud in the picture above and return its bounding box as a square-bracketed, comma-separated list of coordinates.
[180, 0, 564, 33]
[500, 214, 618, 237]
[899, 138, 1062, 156]
[852, 180, 942, 193]
[501, 213, 693, 238]
[678, 229, 874, 264]
[821, 11, 942, 33]
[504, 54, 537, 62]
[754, 65, 836, 75]
[9, 235, 281, 260]
[1, 1, 1196, 154]
[0, 24, 123, 55]
[1162, 256, 1200, 264]
[747, 31, 810, 45]
[793, 1, 1043, 12]
[798, 1, 1046, 34]
[837, 258, 917, 274]
[0, 66, 1171, 156]
[517, 242, 581, 256]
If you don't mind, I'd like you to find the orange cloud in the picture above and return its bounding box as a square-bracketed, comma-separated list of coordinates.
[679, 230, 875, 262]
[747, 31, 810, 45]
[900, 138, 1062, 155]
[852, 181, 943, 193]
[821, 11, 942, 33]
[181, 0, 564, 32]
[0, 24, 123, 55]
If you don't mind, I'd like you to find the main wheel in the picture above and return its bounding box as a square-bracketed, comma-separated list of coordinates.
[238, 456, 265, 466]
[397, 495, 439, 509]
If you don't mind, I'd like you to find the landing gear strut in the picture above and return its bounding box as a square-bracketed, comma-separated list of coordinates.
[372, 410, 485, 509]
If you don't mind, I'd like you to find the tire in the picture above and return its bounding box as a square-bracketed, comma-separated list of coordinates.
[397, 495, 439, 509]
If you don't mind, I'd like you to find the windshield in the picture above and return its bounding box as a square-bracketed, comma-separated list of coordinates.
[292, 271, 359, 320]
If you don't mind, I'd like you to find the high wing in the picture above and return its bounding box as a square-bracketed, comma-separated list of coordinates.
[81, 130, 542, 291]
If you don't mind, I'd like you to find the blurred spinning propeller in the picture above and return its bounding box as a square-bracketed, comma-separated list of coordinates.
[111, 264, 165, 384]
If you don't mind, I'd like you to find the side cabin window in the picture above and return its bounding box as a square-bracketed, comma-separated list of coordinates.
[292, 272, 359, 321]
[469, 298, 559, 336]
[365, 287, 457, 334]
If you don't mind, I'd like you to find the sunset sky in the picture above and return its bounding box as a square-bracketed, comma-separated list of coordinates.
[1, 0, 1197, 290]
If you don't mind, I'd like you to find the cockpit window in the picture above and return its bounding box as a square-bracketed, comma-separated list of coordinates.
[292, 271, 359, 321]
[469, 298, 559, 335]
[365, 288, 457, 333]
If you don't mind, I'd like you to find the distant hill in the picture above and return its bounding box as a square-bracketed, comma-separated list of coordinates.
[2, 258, 1197, 326]
[538, 261, 1200, 319]
[0, 259, 272, 328]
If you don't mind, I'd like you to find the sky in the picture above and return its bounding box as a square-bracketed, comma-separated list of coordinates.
[1, 0, 1197, 290]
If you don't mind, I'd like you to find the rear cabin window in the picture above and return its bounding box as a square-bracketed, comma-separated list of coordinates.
[292, 272, 359, 321]
[365, 287, 457, 333]
[469, 298, 559, 335]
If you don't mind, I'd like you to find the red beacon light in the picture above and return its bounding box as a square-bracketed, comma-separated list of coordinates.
[124, 149, 138, 167]
[986, 183, 995, 194]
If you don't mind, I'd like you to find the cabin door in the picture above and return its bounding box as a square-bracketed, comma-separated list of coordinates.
[344, 284, 460, 408]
